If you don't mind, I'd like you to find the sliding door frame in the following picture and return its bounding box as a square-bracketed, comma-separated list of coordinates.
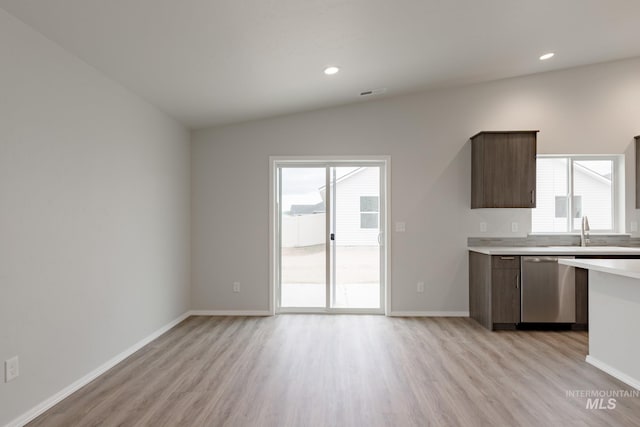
[268, 156, 391, 315]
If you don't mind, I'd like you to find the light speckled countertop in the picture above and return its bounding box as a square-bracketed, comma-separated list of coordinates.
[559, 258, 640, 280]
[468, 246, 640, 256]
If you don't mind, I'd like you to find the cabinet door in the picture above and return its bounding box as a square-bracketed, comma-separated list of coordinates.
[482, 134, 536, 208]
[635, 135, 640, 209]
[492, 269, 521, 323]
[469, 252, 492, 329]
[575, 267, 588, 325]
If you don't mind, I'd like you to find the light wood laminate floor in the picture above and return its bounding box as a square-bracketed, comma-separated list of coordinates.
[28, 316, 640, 427]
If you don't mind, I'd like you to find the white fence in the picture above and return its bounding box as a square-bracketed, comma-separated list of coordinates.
[282, 213, 325, 247]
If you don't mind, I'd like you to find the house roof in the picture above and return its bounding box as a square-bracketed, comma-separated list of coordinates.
[318, 167, 365, 191]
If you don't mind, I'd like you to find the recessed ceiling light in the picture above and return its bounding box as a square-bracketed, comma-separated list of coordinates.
[539, 52, 555, 61]
[324, 66, 340, 75]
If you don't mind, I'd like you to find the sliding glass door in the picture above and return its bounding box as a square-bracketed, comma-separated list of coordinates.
[279, 166, 327, 308]
[276, 161, 386, 313]
[331, 166, 382, 309]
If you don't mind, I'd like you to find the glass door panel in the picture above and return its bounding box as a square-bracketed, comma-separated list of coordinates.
[279, 167, 327, 308]
[276, 161, 385, 313]
[330, 166, 382, 309]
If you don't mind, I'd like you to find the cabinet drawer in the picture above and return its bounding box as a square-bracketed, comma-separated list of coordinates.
[492, 255, 520, 269]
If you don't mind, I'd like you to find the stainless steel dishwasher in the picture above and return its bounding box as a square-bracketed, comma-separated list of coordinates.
[521, 256, 576, 323]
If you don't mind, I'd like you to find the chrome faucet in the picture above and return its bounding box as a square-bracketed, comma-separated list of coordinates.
[581, 216, 590, 247]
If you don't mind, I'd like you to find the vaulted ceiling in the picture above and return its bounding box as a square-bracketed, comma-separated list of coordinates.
[2, 0, 639, 128]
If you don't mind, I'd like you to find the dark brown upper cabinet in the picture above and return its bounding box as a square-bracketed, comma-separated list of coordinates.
[635, 135, 640, 208]
[471, 131, 538, 208]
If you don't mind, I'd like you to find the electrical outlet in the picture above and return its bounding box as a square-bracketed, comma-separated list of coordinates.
[480, 222, 487, 233]
[5, 356, 19, 383]
[632, 221, 638, 232]
[395, 222, 406, 232]
[511, 222, 518, 233]
[232, 282, 240, 293]
[416, 281, 425, 293]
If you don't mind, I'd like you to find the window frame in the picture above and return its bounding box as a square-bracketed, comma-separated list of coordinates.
[359, 195, 379, 229]
[532, 154, 621, 234]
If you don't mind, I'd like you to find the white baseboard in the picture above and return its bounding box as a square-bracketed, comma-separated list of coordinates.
[189, 310, 272, 316]
[388, 311, 470, 317]
[4, 311, 191, 427]
[586, 355, 640, 391]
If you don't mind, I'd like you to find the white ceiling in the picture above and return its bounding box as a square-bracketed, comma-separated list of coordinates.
[2, 0, 640, 129]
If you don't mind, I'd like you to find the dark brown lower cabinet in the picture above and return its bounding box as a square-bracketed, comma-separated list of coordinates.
[491, 269, 521, 324]
[574, 267, 589, 330]
[469, 252, 520, 330]
[471, 252, 640, 331]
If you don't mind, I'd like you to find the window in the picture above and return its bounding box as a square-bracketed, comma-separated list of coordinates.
[360, 196, 379, 229]
[532, 156, 620, 233]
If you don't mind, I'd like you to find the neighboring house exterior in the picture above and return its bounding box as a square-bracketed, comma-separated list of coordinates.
[321, 167, 381, 246]
[572, 164, 613, 230]
[282, 167, 380, 247]
[533, 158, 613, 232]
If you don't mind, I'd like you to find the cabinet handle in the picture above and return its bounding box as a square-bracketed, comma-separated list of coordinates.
[531, 190, 535, 205]
[500, 256, 515, 260]
[515, 274, 520, 289]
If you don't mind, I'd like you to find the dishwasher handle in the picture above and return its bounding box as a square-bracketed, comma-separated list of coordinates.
[523, 257, 559, 263]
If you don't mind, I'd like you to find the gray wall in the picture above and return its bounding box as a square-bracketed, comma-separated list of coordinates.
[0, 10, 190, 425]
[3, 5, 640, 422]
[192, 57, 640, 314]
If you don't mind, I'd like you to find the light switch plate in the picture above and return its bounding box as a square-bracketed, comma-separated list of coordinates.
[511, 222, 518, 232]
[232, 282, 240, 293]
[416, 281, 425, 293]
[480, 222, 487, 233]
[5, 356, 18, 383]
[395, 222, 406, 232]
